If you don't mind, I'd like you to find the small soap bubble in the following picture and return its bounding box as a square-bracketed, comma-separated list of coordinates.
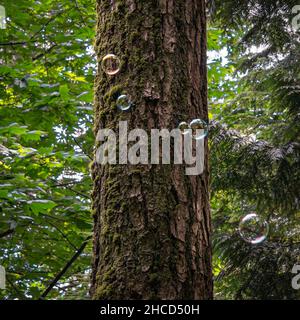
[178, 122, 190, 135]
[101, 54, 121, 76]
[117, 94, 132, 111]
[190, 119, 208, 140]
[239, 213, 269, 244]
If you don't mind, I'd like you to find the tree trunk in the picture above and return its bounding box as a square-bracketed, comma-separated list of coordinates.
[91, 0, 212, 299]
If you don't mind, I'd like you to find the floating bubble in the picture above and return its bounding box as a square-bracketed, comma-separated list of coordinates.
[117, 94, 132, 111]
[190, 119, 208, 140]
[101, 54, 121, 76]
[178, 122, 190, 135]
[239, 213, 269, 244]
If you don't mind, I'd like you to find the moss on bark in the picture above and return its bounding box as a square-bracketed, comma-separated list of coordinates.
[91, 0, 212, 300]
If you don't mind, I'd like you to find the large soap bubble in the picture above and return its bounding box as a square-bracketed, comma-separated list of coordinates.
[239, 213, 269, 244]
[117, 94, 132, 111]
[178, 121, 190, 135]
[101, 54, 121, 76]
[190, 119, 208, 140]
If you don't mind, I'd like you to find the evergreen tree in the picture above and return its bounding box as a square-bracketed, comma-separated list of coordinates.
[210, 0, 300, 299]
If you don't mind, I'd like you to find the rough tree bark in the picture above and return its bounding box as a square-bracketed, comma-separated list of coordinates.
[91, 0, 212, 299]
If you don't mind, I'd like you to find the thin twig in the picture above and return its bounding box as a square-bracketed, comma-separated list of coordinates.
[39, 235, 92, 299]
[0, 229, 14, 239]
[51, 181, 81, 188]
[49, 178, 90, 199]
[73, 137, 93, 161]
[69, 187, 90, 199]
[33, 44, 57, 61]
[46, 220, 78, 250]
[6, 278, 28, 300]
[0, 41, 37, 46]
[30, 10, 64, 41]
[74, 0, 87, 27]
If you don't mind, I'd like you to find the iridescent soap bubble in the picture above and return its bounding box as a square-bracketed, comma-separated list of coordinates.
[190, 119, 208, 140]
[117, 94, 132, 111]
[101, 54, 121, 76]
[239, 213, 269, 244]
[178, 122, 191, 135]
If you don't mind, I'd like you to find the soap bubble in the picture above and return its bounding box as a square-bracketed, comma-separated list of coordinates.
[178, 122, 190, 135]
[117, 94, 132, 111]
[239, 213, 269, 244]
[101, 54, 121, 76]
[190, 119, 208, 140]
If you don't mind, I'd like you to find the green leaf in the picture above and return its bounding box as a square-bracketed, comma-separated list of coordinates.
[59, 84, 69, 100]
[0, 189, 9, 199]
[22, 130, 47, 142]
[28, 200, 57, 215]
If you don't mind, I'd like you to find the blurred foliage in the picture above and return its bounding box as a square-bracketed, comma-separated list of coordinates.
[0, 0, 95, 299]
[209, 0, 300, 299]
[0, 0, 299, 300]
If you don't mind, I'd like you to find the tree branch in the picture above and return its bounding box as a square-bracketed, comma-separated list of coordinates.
[46, 220, 78, 250]
[73, 137, 93, 161]
[0, 229, 14, 239]
[74, 0, 87, 27]
[33, 44, 57, 61]
[39, 235, 92, 299]
[0, 41, 37, 46]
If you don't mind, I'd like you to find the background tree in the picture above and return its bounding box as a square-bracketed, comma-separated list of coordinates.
[0, 0, 95, 299]
[210, 0, 300, 299]
[90, 0, 213, 300]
